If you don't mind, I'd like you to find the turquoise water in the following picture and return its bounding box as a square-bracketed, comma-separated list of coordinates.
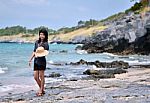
[0, 43, 150, 95]
[0, 42, 150, 77]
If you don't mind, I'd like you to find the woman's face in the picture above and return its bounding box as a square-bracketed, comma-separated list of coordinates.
[39, 33, 45, 41]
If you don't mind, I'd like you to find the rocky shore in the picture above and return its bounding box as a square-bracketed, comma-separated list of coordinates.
[81, 12, 150, 55]
[0, 67, 149, 103]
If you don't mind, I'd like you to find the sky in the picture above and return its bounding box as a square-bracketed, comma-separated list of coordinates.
[0, 0, 135, 30]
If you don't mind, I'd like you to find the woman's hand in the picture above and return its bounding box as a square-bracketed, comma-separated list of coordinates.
[29, 61, 32, 67]
[29, 52, 35, 68]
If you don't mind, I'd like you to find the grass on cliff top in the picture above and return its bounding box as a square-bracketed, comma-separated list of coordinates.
[50, 25, 107, 42]
[0, 25, 107, 42]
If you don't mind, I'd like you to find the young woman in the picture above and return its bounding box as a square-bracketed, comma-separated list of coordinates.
[29, 28, 49, 96]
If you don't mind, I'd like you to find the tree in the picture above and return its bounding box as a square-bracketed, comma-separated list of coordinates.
[131, 0, 149, 6]
[78, 20, 85, 27]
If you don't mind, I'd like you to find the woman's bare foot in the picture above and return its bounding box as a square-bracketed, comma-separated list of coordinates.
[36, 92, 44, 96]
[36, 89, 44, 96]
[36, 89, 45, 96]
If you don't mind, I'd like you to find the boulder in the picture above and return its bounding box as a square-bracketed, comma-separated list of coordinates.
[69, 59, 129, 69]
[83, 68, 127, 79]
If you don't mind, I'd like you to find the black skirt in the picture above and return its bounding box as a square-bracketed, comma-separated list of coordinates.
[34, 57, 46, 71]
[34, 63, 46, 71]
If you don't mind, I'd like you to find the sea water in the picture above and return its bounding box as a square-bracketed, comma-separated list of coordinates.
[0, 43, 150, 96]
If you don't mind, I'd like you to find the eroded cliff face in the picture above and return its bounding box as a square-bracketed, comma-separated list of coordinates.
[81, 12, 150, 55]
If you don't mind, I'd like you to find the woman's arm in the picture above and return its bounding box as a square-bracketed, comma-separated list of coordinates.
[45, 42, 49, 50]
[28, 52, 35, 67]
[29, 41, 37, 67]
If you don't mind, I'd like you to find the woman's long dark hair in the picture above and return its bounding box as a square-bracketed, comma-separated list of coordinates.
[38, 28, 48, 43]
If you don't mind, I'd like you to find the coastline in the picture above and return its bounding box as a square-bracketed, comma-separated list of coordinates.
[0, 67, 149, 103]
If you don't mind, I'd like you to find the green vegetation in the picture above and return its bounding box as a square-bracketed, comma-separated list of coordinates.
[125, 2, 143, 13]
[100, 0, 149, 23]
[0, 26, 56, 36]
[0, 26, 26, 36]
[100, 12, 125, 23]
[56, 19, 99, 34]
[0, 19, 100, 36]
[126, 0, 149, 13]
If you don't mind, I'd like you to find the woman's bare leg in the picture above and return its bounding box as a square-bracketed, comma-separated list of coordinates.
[39, 70, 45, 93]
[34, 71, 41, 88]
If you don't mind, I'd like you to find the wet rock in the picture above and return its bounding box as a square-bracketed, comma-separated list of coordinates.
[83, 68, 127, 79]
[45, 72, 62, 78]
[15, 98, 25, 101]
[69, 59, 129, 69]
[50, 63, 63, 66]
[70, 59, 87, 65]
[75, 45, 82, 50]
[46, 67, 51, 70]
[59, 50, 68, 53]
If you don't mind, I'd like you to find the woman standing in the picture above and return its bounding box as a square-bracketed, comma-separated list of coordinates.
[29, 28, 49, 96]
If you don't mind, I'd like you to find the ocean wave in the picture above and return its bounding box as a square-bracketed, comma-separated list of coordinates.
[0, 84, 32, 92]
[76, 50, 87, 54]
[0, 67, 8, 74]
[45, 78, 65, 83]
[47, 60, 54, 64]
[47, 60, 66, 65]
[76, 44, 83, 46]
[102, 52, 117, 57]
[124, 60, 150, 66]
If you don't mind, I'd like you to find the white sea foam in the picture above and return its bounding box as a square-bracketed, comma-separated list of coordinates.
[45, 78, 64, 83]
[124, 60, 150, 66]
[92, 65, 97, 69]
[64, 73, 80, 79]
[0, 84, 32, 92]
[47, 60, 54, 64]
[0, 67, 8, 74]
[76, 44, 83, 46]
[76, 50, 87, 54]
[102, 52, 117, 57]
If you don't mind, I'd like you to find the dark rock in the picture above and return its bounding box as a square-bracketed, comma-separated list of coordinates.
[134, 24, 150, 55]
[92, 74, 115, 78]
[68, 78, 78, 81]
[83, 69, 99, 75]
[78, 59, 87, 65]
[83, 68, 127, 79]
[59, 50, 68, 53]
[71, 35, 88, 44]
[45, 72, 62, 78]
[83, 68, 127, 75]
[46, 67, 51, 70]
[50, 63, 63, 66]
[69, 59, 129, 69]
[15, 98, 25, 101]
[8, 93, 12, 95]
[70, 59, 87, 65]
[81, 12, 150, 55]
[75, 45, 82, 50]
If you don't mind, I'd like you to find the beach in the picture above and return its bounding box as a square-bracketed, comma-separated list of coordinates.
[0, 67, 149, 103]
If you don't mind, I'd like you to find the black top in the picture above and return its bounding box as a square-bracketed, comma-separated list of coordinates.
[33, 40, 49, 66]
